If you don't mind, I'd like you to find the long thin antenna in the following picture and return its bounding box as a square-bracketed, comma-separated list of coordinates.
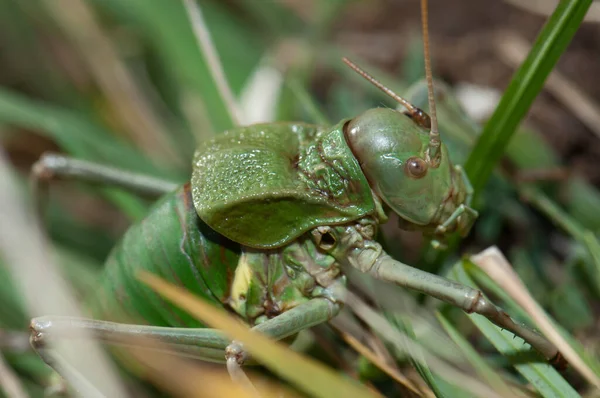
[421, 0, 441, 167]
[342, 57, 431, 130]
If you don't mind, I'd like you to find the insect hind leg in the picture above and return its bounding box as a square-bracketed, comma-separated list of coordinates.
[31, 152, 178, 219]
[30, 297, 341, 392]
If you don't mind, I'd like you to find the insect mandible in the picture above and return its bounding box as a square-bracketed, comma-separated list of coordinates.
[28, 0, 566, 392]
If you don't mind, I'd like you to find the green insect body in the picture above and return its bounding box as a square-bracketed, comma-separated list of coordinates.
[191, 121, 378, 249]
[26, 1, 570, 391]
[30, 70, 568, 393]
[98, 108, 472, 330]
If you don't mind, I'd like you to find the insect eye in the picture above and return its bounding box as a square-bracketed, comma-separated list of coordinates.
[405, 157, 428, 178]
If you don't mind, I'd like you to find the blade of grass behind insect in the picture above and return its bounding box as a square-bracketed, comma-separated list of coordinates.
[138, 272, 382, 398]
[520, 185, 600, 295]
[389, 315, 475, 398]
[270, 1, 350, 124]
[0, 150, 128, 397]
[464, 259, 600, 379]
[183, 0, 243, 126]
[448, 261, 581, 397]
[464, 0, 593, 196]
[92, 0, 263, 133]
[41, 0, 182, 164]
[287, 76, 330, 125]
[0, 351, 28, 398]
[0, 88, 180, 219]
[0, 0, 81, 104]
[0, 89, 166, 176]
[435, 313, 520, 397]
[236, 1, 304, 38]
[344, 291, 506, 398]
[470, 248, 600, 388]
[566, 178, 600, 231]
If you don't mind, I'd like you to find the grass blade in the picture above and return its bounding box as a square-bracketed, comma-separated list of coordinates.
[183, 0, 244, 126]
[436, 313, 522, 398]
[139, 272, 382, 398]
[464, 0, 593, 195]
[448, 261, 581, 397]
[469, 247, 600, 389]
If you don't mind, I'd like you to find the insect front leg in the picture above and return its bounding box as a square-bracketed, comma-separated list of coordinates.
[365, 253, 566, 369]
[30, 297, 341, 390]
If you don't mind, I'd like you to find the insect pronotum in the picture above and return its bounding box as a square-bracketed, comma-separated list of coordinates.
[28, 0, 566, 393]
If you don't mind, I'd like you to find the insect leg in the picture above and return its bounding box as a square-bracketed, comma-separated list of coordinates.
[224, 297, 341, 379]
[31, 153, 178, 218]
[366, 254, 566, 368]
[434, 204, 478, 236]
[30, 298, 341, 379]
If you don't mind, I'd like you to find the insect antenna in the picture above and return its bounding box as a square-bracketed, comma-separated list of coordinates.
[421, 0, 441, 167]
[342, 57, 432, 130]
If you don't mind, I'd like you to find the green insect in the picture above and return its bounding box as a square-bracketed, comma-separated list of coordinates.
[28, 0, 565, 393]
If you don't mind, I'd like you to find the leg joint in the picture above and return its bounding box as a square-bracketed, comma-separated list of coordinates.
[31, 152, 65, 181]
[225, 340, 248, 366]
[29, 317, 52, 349]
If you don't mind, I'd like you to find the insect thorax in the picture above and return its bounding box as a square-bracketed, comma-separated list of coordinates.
[228, 229, 348, 326]
[191, 121, 379, 249]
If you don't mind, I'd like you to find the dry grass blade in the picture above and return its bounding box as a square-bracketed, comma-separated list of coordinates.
[470, 246, 600, 389]
[338, 331, 427, 396]
[42, 0, 180, 163]
[138, 272, 382, 398]
[121, 336, 299, 398]
[0, 149, 127, 397]
[239, 57, 283, 124]
[0, 352, 28, 398]
[343, 290, 509, 398]
[496, 31, 600, 140]
[183, 0, 244, 126]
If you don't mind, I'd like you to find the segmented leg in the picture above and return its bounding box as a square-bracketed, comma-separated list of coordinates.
[434, 204, 478, 236]
[30, 298, 341, 391]
[31, 153, 178, 217]
[366, 253, 566, 368]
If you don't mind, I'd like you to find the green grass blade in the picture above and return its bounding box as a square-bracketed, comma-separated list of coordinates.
[436, 313, 518, 397]
[91, 0, 263, 133]
[0, 88, 171, 176]
[140, 273, 381, 398]
[464, 0, 592, 196]
[521, 185, 600, 295]
[0, 88, 176, 218]
[465, 261, 600, 379]
[449, 262, 580, 397]
[389, 316, 473, 398]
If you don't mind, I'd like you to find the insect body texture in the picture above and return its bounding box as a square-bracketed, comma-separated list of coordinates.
[99, 185, 240, 328]
[98, 107, 475, 331]
[191, 121, 379, 248]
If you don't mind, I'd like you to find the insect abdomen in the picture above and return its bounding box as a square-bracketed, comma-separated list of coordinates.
[97, 184, 241, 328]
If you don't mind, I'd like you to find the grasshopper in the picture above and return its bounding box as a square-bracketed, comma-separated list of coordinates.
[28, 0, 565, 393]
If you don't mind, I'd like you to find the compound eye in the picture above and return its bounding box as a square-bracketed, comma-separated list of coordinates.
[405, 157, 428, 179]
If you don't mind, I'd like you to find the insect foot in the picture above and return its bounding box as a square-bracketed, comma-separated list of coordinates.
[225, 340, 248, 366]
[29, 317, 51, 349]
[225, 341, 260, 393]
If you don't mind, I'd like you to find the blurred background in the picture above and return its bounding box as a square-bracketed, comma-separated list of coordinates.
[1, 0, 600, 397]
